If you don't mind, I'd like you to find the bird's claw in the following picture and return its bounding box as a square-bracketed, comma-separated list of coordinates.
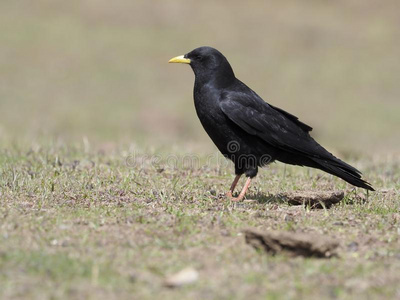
[225, 191, 244, 202]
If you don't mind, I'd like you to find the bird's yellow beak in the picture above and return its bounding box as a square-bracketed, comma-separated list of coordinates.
[168, 55, 191, 64]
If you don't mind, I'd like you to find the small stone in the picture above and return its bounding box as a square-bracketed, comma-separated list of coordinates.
[347, 242, 359, 252]
[164, 267, 199, 288]
[333, 221, 344, 226]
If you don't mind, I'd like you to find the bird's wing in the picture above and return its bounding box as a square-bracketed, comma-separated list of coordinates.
[219, 91, 352, 166]
[219, 90, 373, 188]
[220, 91, 308, 149]
[268, 104, 313, 132]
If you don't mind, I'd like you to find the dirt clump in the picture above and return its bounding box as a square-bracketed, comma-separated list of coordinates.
[245, 229, 339, 258]
[279, 190, 344, 208]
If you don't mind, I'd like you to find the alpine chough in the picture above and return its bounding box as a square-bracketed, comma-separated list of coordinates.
[169, 47, 374, 201]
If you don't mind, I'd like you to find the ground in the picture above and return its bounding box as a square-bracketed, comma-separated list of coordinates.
[1, 0, 400, 299]
[1, 145, 399, 299]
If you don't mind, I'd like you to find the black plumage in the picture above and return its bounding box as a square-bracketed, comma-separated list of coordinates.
[169, 46, 374, 200]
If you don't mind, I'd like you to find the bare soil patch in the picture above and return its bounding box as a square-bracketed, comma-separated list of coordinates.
[245, 229, 339, 258]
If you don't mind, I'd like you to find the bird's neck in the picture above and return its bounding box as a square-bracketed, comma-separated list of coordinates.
[191, 59, 236, 89]
[194, 68, 236, 89]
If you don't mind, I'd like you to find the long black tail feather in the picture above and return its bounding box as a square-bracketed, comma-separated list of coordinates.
[311, 157, 375, 191]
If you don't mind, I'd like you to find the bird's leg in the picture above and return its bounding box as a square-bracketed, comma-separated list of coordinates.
[226, 174, 242, 198]
[228, 177, 252, 202]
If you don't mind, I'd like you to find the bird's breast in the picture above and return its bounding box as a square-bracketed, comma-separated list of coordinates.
[193, 86, 224, 126]
[193, 85, 231, 145]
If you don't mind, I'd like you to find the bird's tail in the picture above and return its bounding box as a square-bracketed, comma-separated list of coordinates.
[311, 157, 375, 191]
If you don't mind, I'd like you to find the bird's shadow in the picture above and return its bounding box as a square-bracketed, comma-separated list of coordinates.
[242, 190, 369, 208]
[242, 193, 288, 205]
[229, 189, 368, 208]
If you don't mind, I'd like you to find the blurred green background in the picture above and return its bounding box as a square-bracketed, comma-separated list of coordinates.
[1, 0, 399, 155]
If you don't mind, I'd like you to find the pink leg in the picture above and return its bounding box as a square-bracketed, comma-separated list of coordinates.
[226, 174, 242, 197]
[227, 177, 252, 202]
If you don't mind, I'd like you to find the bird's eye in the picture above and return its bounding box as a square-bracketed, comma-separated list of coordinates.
[195, 55, 202, 60]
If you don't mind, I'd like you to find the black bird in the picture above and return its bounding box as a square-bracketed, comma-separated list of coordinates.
[169, 47, 374, 201]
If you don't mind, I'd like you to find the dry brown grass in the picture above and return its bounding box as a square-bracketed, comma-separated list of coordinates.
[0, 144, 399, 299]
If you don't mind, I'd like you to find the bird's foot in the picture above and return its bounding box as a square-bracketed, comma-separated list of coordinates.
[225, 177, 252, 202]
[226, 192, 245, 202]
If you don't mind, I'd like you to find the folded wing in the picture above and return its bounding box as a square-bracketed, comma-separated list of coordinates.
[219, 90, 361, 175]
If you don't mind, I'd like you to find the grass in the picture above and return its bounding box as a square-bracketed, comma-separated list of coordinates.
[1, 0, 400, 299]
[0, 144, 399, 299]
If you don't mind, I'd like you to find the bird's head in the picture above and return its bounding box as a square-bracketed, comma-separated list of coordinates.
[169, 46, 235, 87]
